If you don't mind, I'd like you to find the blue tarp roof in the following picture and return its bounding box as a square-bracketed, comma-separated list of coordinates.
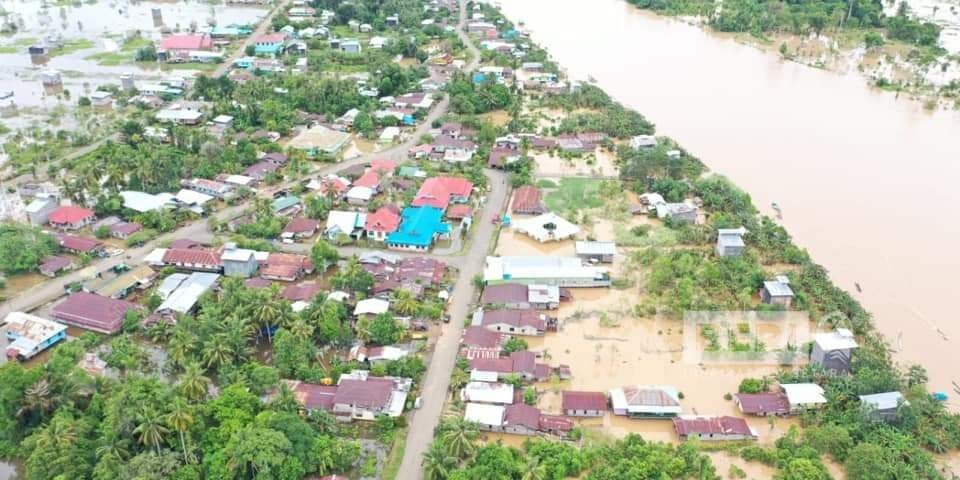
[387, 206, 450, 247]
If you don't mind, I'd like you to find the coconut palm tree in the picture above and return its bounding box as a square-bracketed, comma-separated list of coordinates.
[134, 408, 170, 454]
[521, 456, 548, 480]
[17, 378, 55, 420]
[449, 368, 470, 393]
[422, 443, 457, 480]
[392, 289, 419, 316]
[355, 316, 372, 344]
[166, 399, 195, 463]
[179, 362, 211, 403]
[202, 336, 234, 370]
[288, 319, 315, 339]
[440, 419, 479, 459]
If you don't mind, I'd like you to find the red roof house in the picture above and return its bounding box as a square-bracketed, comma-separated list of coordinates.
[110, 222, 143, 239]
[369, 160, 397, 175]
[445, 204, 472, 220]
[57, 233, 104, 255]
[511, 186, 545, 215]
[261, 253, 313, 281]
[159, 34, 214, 52]
[282, 282, 323, 302]
[673, 416, 758, 441]
[395, 257, 445, 285]
[283, 217, 320, 238]
[461, 326, 507, 350]
[412, 176, 473, 210]
[734, 392, 791, 417]
[562, 391, 608, 416]
[52, 292, 140, 334]
[163, 248, 222, 272]
[39, 255, 74, 277]
[48, 206, 95, 230]
[353, 170, 380, 190]
[504, 403, 541, 433]
[364, 206, 402, 241]
[286, 380, 338, 411]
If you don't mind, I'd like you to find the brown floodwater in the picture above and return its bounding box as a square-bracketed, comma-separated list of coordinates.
[500, 0, 960, 403]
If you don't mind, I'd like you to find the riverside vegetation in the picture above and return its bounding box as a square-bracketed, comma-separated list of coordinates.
[424, 2, 960, 479]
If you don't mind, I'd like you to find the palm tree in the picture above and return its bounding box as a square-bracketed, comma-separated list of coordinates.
[288, 319, 315, 339]
[134, 408, 170, 454]
[449, 368, 470, 393]
[202, 336, 234, 369]
[253, 298, 288, 343]
[521, 456, 547, 480]
[422, 442, 457, 480]
[179, 362, 211, 402]
[393, 289, 419, 316]
[17, 378, 55, 420]
[166, 399, 195, 463]
[440, 419, 479, 459]
[355, 316, 372, 344]
[167, 331, 196, 367]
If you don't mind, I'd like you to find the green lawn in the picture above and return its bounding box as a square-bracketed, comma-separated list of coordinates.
[85, 37, 152, 65]
[0, 37, 38, 54]
[49, 39, 96, 57]
[543, 177, 605, 212]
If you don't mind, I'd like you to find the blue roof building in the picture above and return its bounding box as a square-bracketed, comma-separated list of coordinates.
[272, 195, 301, 214]
[386, 206, 451, 251]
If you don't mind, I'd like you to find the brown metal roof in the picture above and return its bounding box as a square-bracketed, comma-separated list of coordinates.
[511, 186, 544, 214]
[481, 309, 546, 330]
[673, 416, 754, 437]
[163, 248, 221, 267]
[504, 403, 540, 429]
[480, 283, 528, 305]
[333, 378, 393, 409]
[562, 391, 608, 411]
[735, 392, 790, 415]
[51, 292, 139, 334]
[461, 326, 506, 349]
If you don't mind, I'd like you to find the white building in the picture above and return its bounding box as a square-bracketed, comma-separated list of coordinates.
[460, 382, 514, 405]
[156, 272, 220, 314]
[511, 213, 579, 243]
[483, 256, 610, 287]
[780, 383, 827, 412]
[354, 298, 390, 317]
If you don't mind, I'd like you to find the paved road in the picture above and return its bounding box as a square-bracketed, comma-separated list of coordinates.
[393, 0, 491, 478]
[213, 0, 291, 77]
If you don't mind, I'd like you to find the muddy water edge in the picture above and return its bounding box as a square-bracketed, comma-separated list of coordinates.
[499, 0, 960, 405]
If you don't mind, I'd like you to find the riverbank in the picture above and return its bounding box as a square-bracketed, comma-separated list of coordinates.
[625, 1, 960, 110]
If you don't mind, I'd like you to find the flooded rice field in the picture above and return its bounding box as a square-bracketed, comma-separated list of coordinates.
[0, 0, 267, 129]
[532, 148, 618, 178]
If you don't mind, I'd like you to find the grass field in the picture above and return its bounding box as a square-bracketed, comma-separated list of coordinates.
[543, 177, 605, 212]
[0, 37, 38, 54]
[85, 37, 152, 65]
[50, 39, 96, 57]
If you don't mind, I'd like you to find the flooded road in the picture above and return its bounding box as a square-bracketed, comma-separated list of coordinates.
[500, 0, 960, 401]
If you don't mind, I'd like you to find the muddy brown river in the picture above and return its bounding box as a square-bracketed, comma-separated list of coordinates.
[499, 0, 960, 402]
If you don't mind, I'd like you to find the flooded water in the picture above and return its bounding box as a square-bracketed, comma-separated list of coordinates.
[501, 0, 960, 402]
[0, 0, 266, 129]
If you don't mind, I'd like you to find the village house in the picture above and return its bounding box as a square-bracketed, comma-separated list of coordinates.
[461, 381, 514, 405]
[155, 272, 220, 315]
[630, 135, 656, 149]
[350, 344, 410, 363]
[253, 33, 287, 56]
[221, 244, 259, 278]
[216, 174, 256, 188]
[286, 370, 410, 421]
[734, 392, 791, 417]
[575, 241, 616, 263]
[325, 210, 367, 240]
[811, 328, 858, 375]
[610, 385, 682, 418]
[511, 186, 545, 215]
[464, 403, 572, 437]
[483, 256, 610, 287]
[272, 195, 301, 216]
[481, 283, 563, 310]
[488, 147, 520, 169]
[346, 186, 374, 205]
[282, 217, 320, 240]
[562, 391, 608, 417]
[261, 253, 313, 282]
[156, 108, 204, 126]
[120, 191, 174, 213]
[511, 212, 580, 243]
[57, 233, 106, 257]
[673, 416, 758, 442]
[412, 176, 473, 210]
[48, 205, 95, 230]
[340, 39, 362, 54]
[4, 312, 68, 361]
[158, 248, 223, 272]
[386, 206, 451, 251]
[395, 92, 434, 110]
[472, 308, 553, 336]
[433, 136, 478, 163]
[761, 276, 794, 306]
[308, 174, 351, 200]
[109, 222, 142, 240]
[25, 194, 59, 226]
[93, 264, 157, 300]
[656, 201, 699, 224]
[39, 255, 74, 277]
[780, 383, 828, 412]
[52, 292, 140, 334]
[470, 350, 550, 382]
[716, 227, 748, 257]
[288, 125, 351, 157]
[460, 326, 507, 359]
[182, 178, 234, 199]
[364, 205, 402, 242]
[158, 34, 214, 61]
[859, 391, 907, 421]
[354, 298, 390, 319]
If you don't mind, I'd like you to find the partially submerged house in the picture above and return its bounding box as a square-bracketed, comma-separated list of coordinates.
[511, 212, 579, 243]
[470, 350, 550, 382]
[155, 272, 220, 315]
[859, 391, 908, 421]
[221, 245, 259, 278]
[574, 241, 616, 263]
[673, 416, 758, 442]
[483, 256, 610, 287]
[610, 385, 682, 418]
[811, 328, 858, 375]
[656, 202, 698, 224]
[473, 308, 553, 336]
[4, 312, 68, 361]
[52, 292, 140, 334]
[286, 370, 411, 421]
[464, 403, 573, 437]
[716, 227, 747, 257]
[480, 283, 563, 310]
[461, 381, 514, 405]
[780, 383, 828, 412]
[734, 392, 791, 417]
[562, 391, 608, 417]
